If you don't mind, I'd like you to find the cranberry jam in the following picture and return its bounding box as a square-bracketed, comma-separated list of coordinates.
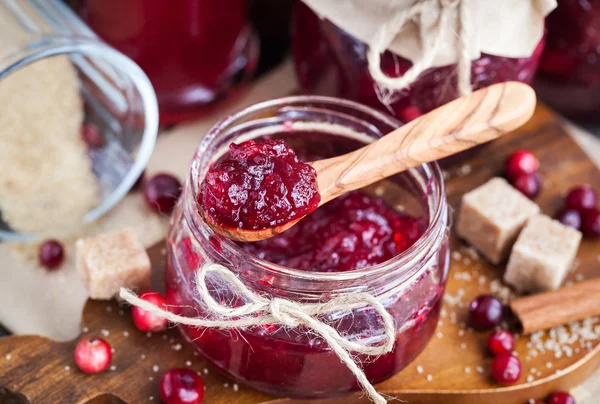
[293, 2, 544, 123]
[200, 139, 320, 231]
[166, 97, 449, 398]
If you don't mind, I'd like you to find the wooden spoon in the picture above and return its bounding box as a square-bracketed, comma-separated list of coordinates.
[202, 81, 537, 242]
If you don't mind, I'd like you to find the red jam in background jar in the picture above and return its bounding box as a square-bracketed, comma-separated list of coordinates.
[536, 0, 600, 119]
[292, 2, 544, 122]
[165, 97, 449, 399]
[78, 0, 258, 125]
[199, 139, 320, 230]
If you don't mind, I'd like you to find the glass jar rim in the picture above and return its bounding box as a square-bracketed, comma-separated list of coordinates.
[186, 95, 447, 284]
[0, 36, 158, 241]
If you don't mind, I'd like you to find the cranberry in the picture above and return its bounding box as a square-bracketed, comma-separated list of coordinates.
[38, 240, 64, 270]
[490, 354, 521, 385]
[160, 368, 205, 404]
[81, 123, 105, 148]
[547, 391, 576, 404]
[200, 139, 320, 231]
[512, 173, 542, 199]
[555, 209, 582, 230]
[504, 150, 540, 181]
[468, 295, 503, 331]
[144, 173, 182, 215]
[131, 291, 169, 332]
[565, 185, 598, 213]
[487, 330, 515, 356]
[582, 208, 600, 238]
[73, 336, 112, 374]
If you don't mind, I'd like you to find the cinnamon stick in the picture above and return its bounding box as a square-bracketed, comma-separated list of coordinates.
[510, 278, 600, 335]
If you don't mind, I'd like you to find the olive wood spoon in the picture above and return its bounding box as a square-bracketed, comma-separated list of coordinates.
[203, 81, 537, 242]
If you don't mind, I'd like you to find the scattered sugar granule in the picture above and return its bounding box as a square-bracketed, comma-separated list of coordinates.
[460, 343, 467, 350]
[476, 366, 484, 374]
[452, 251, 462, 261]
[106, 306, 112, 312]
[123, 331, 129, 337]
[186, 361, 192, 367]
[464, 366, 471, 374]
[153, 365, 159, 373]
[110, 365, 117, 371]
[224, 383, 229, 388]
[100, 329, 110, 337]
[426, 374, 433, 382]
[169, 338, 175, 344]
[111, 348, 116, 354]
[575, 273, 584, 282]
[529, 368, 537, 374]
[437, 320, 443, 327]
[149, 396, 154, 401]
[527, 375, 534, 383]
[82, 327, 89, 333]
[172, 344, 182, 351]
[64, 366, 70, 371]
[147, 332, 152, 338]
[233, 384, 239, 392]
[416, 365, 424, 374]
[162, 335, 168, 340]
[119, 310, 124, 316]
[140, 354, 146, 359]
[436, 332, 443, 339]
[149, 377, 154, 381]
[203, 368, 209, 374]
[5, 354, 11, 360]
[458, 329, 465, 337]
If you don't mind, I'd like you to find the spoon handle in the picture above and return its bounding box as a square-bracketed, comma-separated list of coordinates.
[311, 81, 536, 204]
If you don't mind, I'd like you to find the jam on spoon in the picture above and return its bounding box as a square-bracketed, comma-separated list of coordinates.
[199, 139, 320, 231]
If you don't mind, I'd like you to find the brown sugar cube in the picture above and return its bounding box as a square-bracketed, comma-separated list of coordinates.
[456, 177, 540, 264]
[504, 215, 582, 293]
[76, 228, 151, 300]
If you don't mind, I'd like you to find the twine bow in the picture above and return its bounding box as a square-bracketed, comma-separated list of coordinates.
[367, 0, 473, 103]
[120, 262, 396, 404]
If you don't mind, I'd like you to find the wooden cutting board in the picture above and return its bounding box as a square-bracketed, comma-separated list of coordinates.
[1, 102, 599, 404]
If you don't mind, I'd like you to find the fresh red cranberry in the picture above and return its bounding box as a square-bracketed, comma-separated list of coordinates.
[556, 209, 583, 230]
[469, 295, 503, 331]
[160, 368, 205, 404]
[582, 208, 600, 238]
[144, 173, 182, 215]
[490, 354, 521, 385]
[505, 150, 539, 181]
[81, 123, 105, 149]
[38, 240, 64, 270]
[565, 185, 598, 213]
[131, 291, 169, 332]
[512, 173, 542, 199]
[74, 336, 112, 374]
[487, 330, 515, 356]
[200, 139, 320, 231]
[547, 391, 576, 404]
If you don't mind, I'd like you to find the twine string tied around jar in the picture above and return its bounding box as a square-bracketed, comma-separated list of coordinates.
[120, 261, 397, 404]
[367, 0, 473, 103]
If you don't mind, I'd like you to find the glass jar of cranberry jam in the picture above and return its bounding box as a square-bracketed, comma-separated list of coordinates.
[535, 0, 600, 119]
[77, 0, 258, 125]
[165, 96, 449, 398]
[292, 2, 544, 123]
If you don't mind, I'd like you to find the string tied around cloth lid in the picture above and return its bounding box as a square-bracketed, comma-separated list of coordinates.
[120, 261, 397, 404]
[367, 0, 473, 106]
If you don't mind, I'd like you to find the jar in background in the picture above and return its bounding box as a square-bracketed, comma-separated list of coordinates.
[293, 2, 545, 123]
[165, 96, 450, 398]
[77, 0, 259, 125]
[535, 0, 600, 119]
